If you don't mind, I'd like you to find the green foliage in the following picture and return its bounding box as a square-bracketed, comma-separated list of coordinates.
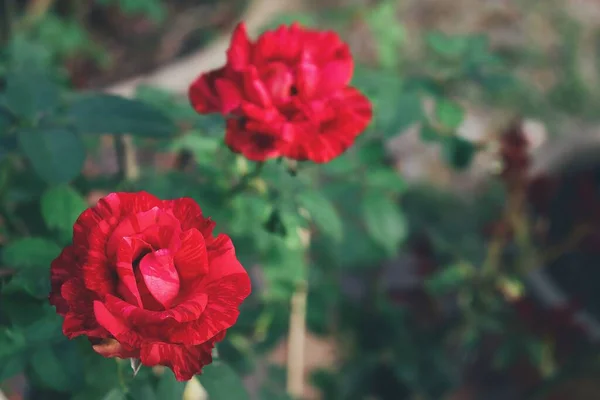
[361, 191, 408, 257]
[17, 127, 86, 184]
[2, 237, 61, 270]
[41, 185, 87, 243]
[199, 362, 250, 400]
[67, 94, 177, 138]
[97, 0, 167, 23]
[297, 189, 343, 243]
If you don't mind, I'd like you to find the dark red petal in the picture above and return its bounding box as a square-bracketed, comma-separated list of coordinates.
[243, 66, 272, 108]
[73, 192, 162, 297]
[252, 24, 303, 66]
[174, 229, 209, 281]
[317, 57, 353, 95]
[169, 243, 251, 345]
[139, 249, 180, 309]
[189, 67, 230, 114]
[61, 279, 107, 339]
[115, 236, 152, 307]
[49, 246, 78, 315]
[140, 341, 216, 381]
[107, 207, 181, 257]
[104, 292, 208, 327]
[260, 62, 294, 105]
[214, 79, 242, 114]
[297, 62, 319, 99]
[283, 87, 372, 163]
[226, 22, 252, 71]
[93, 301, 140, 349]
[224, 118, 284, 162]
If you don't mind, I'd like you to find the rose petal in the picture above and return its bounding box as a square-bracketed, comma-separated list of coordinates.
[140, 341, 216, 381]
[103, 292, 208, 327]
[224, 118, 284, 162]
[188, 67, 229, 114]
[215, 78, 242, 113]
[226, 22, 252, 71]
[107, 207, 181, 257]
[174, 229, 209, 281]
[169, 244, 251, 344]
[283, 87, 372, 163]
[243, 66, 272, 108]
[138, 249, 180, 309]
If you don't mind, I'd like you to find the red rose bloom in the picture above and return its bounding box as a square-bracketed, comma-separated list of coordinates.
[189, 22, 372, 163]
[49, 192, 251, 381]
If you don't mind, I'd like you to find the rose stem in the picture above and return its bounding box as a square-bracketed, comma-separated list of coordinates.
[114, 134, 140, 182]
[286, 280, 308, 397]
[286, 229, 311, 398]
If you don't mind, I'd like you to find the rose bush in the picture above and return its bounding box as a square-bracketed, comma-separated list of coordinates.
[189, 22, 373, 163]
[49, 191, 251, 381]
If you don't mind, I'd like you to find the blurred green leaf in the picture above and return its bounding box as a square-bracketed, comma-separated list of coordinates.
[297, 189, 343, 243]
[435, 99, 464, 129]
[102, 389, 127, 400]
[2, 237, 61, 269]
[425, 263, 474, 296]
[17, 127, 86, 184]
[155, 369, 186, 399]
[29, 340, 85, 392]
[380, 93, 423, 137]
[0, 351, 27, 382]
[442, 136, 476, 170]
[198, 362, 250, 400]
[427, 33, 470, 57]
[361, 191, 408, 257]
[420, 123, 439, 142]
[67, 94, 177, 137]
[365, 169, 407, 194]
[5, 70, 61, 120]
[41, 185, 87, 241]
[366, 1, 405, 68]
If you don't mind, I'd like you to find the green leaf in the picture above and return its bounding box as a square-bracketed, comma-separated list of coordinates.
[365, 169, 407, 194]
[156, 369, 186, 399]
[0, 352, 27, 381]
[198, 362, 250, 400]
[4, 70, 61, 120]
[17, 127, 86, 184]
[361, 192, 408, 257]
[435, 99, 464, 129]
[366, 2, 405, 68]
[67, 94, 177, 137]
[420, 123, 439, 142]
[41, 185, 87, 240]
[427, 33, 470, 57]
[297, 190, 343, 243]
[3, 268, 51, 298]
[102, 389, 127, 400]
[425, 263, 474, 296]
[376, 92, 422, 138]
[442, 136, 477, 170]
[2, 237, 61, 269]
[29, 340, 85, 392]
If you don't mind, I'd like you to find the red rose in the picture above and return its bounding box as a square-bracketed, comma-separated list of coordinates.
[189, 22, 372, 163]
[49, 192, 251, 381]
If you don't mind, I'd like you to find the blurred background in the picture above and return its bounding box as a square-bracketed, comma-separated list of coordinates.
[3, 0, 600, 399]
